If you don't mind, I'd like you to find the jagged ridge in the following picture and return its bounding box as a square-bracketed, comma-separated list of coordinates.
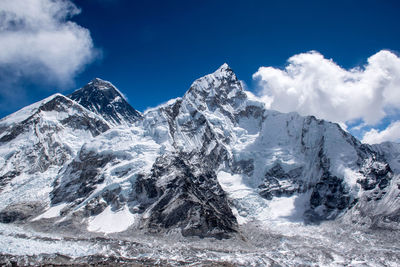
[69, 78, 142, 126]
[0, 64, 399, 239]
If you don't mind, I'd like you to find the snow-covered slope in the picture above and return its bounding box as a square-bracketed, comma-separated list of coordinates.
[0, 65, 399, 242]
[1, 64, 400, 265]
[372, 141, 400, 173]
[68, 78, 142, 126]
[22, 63, 396, 240]
[0, 94, 110, 223]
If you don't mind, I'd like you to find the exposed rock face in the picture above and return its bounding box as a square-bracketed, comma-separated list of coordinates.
[51, 151, 114, 206]
[0, 94, 109, 191]
[68, 78, 142, 126]
[0, 203, 43, 223]
[135, 154, 237, 239]
[0, 94, 111, 230]
[372, 141, 400, 173]
[1, 64, 400, 239]
[259, 164, 303, 200]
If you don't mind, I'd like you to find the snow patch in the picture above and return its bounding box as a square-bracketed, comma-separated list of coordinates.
[87, 205, 137, 234]
[342, 167, 363, 190]
[32, 203, 68, 221]
[0, 224, 102, 257]
[217, 171, 307, 225]
[217, 171, 251, 199]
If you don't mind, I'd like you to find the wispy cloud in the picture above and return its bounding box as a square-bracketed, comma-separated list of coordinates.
[253, 50, 400, 144]
[0, 0, 97, 112]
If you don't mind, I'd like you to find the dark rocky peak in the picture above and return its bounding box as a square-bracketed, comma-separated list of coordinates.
[0, 93, 110, 190]
[68, 78, 142, 126]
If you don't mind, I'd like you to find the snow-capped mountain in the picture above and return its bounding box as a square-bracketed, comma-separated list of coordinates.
[372, 141, 400, 173]
[0, 94, 109, 223]
[0, 64, 400, 265]
[68, 78, 142, 126]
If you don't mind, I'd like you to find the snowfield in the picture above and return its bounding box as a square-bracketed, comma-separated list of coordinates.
[0, 64, 400, 266]
[1, 221, 399, 266]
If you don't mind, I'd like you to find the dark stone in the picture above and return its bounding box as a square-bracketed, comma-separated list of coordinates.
[0, 210, 28, 223]
[306, 173, 352, 221]
[0, 123, 25, 143]
[378, 178, 389, 189]
[101, 186, 123, 211]
[0, 203, 43, 223]
[68, 78, 142, 125]
[137, 154, 238, 238]
[259, 164, 303, 200]
[304, 210, 324, 225]
[0, 171, 20, 191]
[84, 197, 107, 217]
[358, 161, 392, 191]
[50, 151, 114, 205]
[310, 191, 322, 207]
[135, 174, 159, 200]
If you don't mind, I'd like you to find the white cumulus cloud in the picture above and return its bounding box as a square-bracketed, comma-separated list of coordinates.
[253, 50, 400, 144]
[362, 121, 400, 144]
[0, 0, 96, 88]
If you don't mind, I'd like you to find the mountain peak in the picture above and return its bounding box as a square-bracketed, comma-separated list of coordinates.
[1, 64, 400, 263]
[86, 78, 122, 94]
[0, 93, 70, 126]
[182, 63, 246, 114]
[212, 63, 236, 80]
[89, 77, 111, 85]
[68, 79, 142, 125]
[90, 77, 105, 83]
[188, 63, 239, 93]
[217, 62, 230, 71]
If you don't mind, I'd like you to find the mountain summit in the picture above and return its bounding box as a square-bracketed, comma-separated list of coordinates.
[0, 65, 399, 265]
[68, 78, 142, 125]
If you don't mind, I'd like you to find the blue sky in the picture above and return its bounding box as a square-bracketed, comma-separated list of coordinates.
[0, 0, 400, 143]
[72, 0, 400, 109]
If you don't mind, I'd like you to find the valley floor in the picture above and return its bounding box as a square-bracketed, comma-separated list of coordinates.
[0, 221, 399, 266]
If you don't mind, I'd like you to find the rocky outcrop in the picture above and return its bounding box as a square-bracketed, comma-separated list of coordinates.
[0, 94, 109, 191]
[69, 78, 142, 125]
[259, 164, 304, 200]
[51, 151, 114, 206]
[1, 64, 400, 239]
[0, 203, 43, 223]
[135, 154, 237, 239]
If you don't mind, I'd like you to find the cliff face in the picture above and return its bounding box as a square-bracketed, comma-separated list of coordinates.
[0, 64, 399, 240]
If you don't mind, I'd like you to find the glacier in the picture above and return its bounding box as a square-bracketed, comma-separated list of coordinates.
[0, 64, 399, 266]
